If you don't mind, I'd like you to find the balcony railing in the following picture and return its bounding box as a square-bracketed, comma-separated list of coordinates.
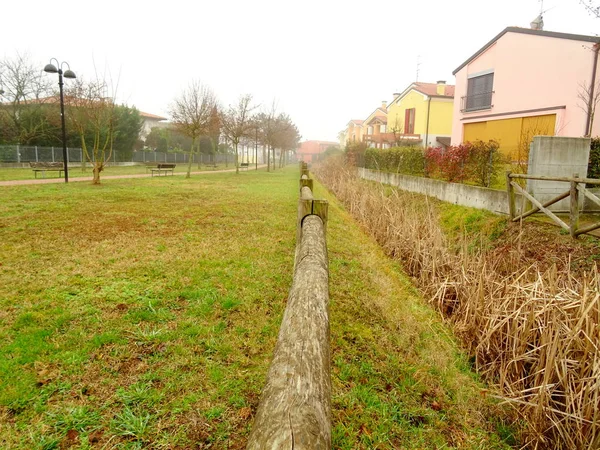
[461, 91, 494, 112]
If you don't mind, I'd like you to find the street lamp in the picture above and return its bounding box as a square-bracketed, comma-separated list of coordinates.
[44, 58, 76, 183]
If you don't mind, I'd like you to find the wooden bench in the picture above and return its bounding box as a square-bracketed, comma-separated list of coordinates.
[144, 162, 158, 172]
[151, 163, 176, 176]
[30, 162, 64, 178]
[240, 162, 249, 170]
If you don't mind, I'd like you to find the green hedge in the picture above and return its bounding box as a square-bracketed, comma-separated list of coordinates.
[589, 137, 600, 180]
[364, 146, 425, 176]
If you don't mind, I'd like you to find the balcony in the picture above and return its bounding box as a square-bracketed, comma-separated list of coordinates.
[461, 91, 494, 113]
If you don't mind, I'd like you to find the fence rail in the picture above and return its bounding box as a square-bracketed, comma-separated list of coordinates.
[507, 172, 600, 238]
[0, 145, 231, 165]
[246, 162, 331, 449]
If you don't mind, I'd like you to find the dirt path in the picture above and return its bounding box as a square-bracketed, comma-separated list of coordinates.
[0, 165, 267, 187]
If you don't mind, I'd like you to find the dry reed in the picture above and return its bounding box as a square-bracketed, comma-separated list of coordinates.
[314, 158, 600, 449]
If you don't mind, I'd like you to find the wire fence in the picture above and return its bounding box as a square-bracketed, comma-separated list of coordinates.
[0, 146, 234, 165]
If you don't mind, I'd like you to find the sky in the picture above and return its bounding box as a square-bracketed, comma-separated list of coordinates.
[1, 0, 598, 143]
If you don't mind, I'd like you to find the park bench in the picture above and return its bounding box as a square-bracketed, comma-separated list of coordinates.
[30, 162, 64, 178]
[240, 162, 249, 170]
[144, 162, 158, 172]
[151, 163, 176, 176]
[202, 163, 218, 170]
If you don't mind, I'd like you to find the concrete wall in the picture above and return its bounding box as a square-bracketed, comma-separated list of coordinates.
[358, 168, 523, 215]
[528, 136, 591, 210]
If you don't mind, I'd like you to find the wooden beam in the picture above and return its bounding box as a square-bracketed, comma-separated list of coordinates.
[579, 184, 600, 208]
[570, 174, 580, 238]
[512, 188, 570, 221]
[247, 215, 331, 450]
[511, 182, 570, 231]
[509, 173, 600, 185]
[575, 221, 600, 236]
[506, 171, 515, 220]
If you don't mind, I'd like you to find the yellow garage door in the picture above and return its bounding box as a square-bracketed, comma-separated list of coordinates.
[463, 114, 555, 160]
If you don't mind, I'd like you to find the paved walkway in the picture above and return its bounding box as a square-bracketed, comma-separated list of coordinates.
[0, 165, 267, 187]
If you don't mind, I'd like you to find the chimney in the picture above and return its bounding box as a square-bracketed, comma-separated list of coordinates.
[436, 80, 446, 95]
[381, 100, 387, 109]
[530, 14, 544, 30]
[393, 93, 400, 99]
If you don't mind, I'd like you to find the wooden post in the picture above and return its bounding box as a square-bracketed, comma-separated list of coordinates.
[300, 179, 314, 195]
[247, 215, 331, 450]
[506, 171, 515, 220]
[570, 173, 580, 239]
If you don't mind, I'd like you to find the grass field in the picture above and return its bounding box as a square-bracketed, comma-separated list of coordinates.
[0, 163, 240, 181]
[0, 167, 512, 448]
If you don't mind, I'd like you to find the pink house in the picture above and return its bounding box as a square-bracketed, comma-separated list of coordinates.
[451, 26, 600, 159]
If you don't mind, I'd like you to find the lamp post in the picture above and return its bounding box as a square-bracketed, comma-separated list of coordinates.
[44, 59, 76, 183]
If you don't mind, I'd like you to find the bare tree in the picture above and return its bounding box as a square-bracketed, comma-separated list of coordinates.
[65, 78, 116, 184]
[221, 94, 256, 174]
[580, 0, 600, 18]
[0, 53, 54, 144]
[577, 78, 600, 136]
[170, 80, 217, 178]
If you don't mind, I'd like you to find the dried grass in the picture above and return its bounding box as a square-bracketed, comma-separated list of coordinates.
[315, 158, 600, 449]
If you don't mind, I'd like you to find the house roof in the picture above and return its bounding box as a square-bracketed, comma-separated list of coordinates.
[347, 119, 364, 126]
[388, 82, 455, 108]
[413, 82, 455, 98]
[139, 111, 167, 121]
[365, 115, 388, 126]
[453, 26, 600, 75]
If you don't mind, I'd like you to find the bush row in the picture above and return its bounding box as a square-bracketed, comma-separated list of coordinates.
[360, 140, 507, 188]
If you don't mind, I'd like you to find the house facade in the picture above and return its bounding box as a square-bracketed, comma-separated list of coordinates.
[451, 27, 600, 160]
[345, 120, 364, 144]
[362, 103, 388, 148]
[140, 111, 168, 141]
[297, 140, 339, 162]
[386, 82, 454, 148]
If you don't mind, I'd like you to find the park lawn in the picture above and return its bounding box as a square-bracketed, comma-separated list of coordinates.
[0, 162, 238, 181]
[0, 167, 512, 449]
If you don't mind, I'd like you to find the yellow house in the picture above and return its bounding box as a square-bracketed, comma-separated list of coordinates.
[345, 119, 364, 144]
[387, 81, 454, 147]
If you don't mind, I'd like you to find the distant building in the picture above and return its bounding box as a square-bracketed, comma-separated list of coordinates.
[139, 111, 168, 141]
[297, 140, 339, 162]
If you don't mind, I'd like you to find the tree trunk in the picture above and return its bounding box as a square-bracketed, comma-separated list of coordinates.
[235, 142, 239, 174]
[262, 145, 266, 165]
[267, 146, 271, 172]
[92, 162, 103, 185]
[186, 137, 195, 179]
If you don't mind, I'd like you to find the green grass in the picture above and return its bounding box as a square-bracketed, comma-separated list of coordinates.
[0, 167, 512, 448]
[0, 162, 238, 181]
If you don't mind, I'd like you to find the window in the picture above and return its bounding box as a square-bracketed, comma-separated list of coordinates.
[381, 124, 386, 133]
[404, 108, 415, 134]
[465, 73, 494, 111]
[367, 125, 373, 135]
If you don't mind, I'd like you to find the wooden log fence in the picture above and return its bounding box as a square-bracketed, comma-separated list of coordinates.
[506, 172, 600, 238]
[247, 162, 331, 449]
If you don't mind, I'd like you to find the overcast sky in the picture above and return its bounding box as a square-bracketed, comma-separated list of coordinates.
[1, 0, 598, 142]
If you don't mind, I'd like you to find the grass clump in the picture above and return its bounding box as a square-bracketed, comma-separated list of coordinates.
[315, 156, 600, 449]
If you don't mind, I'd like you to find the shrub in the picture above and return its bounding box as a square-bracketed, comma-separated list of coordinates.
[344, 141, 367, 167]
[425, 144, 471, 182]
[588, 137, 600, 180]
[425, 140, 507, 187]
[364, 146, 425, 176]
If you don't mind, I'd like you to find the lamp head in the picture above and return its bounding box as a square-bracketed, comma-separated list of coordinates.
[44, 63, 58, 74]
[63, 70, 76, 79]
